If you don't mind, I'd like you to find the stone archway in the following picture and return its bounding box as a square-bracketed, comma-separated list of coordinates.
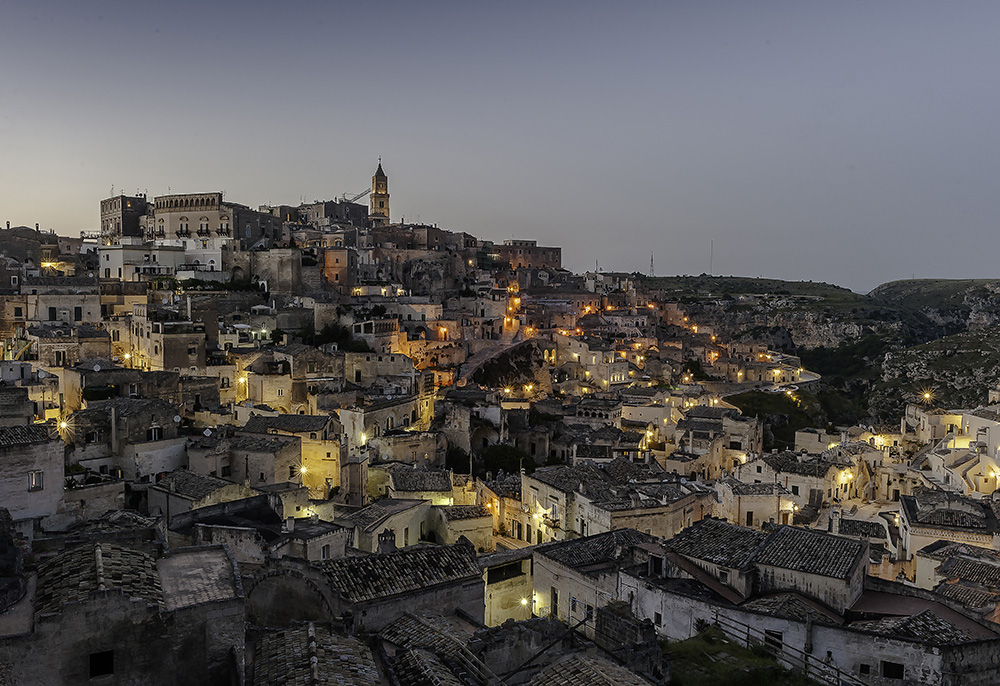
[245, 564, 337, 627]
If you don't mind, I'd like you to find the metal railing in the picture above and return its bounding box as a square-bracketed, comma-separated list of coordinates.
[710, 609, 865, 686]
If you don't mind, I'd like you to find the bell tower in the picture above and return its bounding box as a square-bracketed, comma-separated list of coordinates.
[369, 158, 389, 227]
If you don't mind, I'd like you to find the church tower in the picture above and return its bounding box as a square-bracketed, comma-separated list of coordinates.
[369, 159, 389, 227]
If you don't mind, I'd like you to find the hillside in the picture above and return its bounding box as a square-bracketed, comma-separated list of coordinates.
[638, 275, 1000, 424]
[638, 275, 936, 349]
[870, 279, 1000, 333]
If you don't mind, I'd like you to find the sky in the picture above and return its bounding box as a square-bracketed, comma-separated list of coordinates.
[2, 1, 1000, 293]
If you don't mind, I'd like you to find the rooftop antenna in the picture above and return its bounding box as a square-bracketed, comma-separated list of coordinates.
[709, 239, 714, 275]
[650, 251, 655, 277]
[110, 185, 114, 197]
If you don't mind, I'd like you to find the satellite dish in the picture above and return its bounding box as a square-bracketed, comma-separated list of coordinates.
[162, 298, 169, 304]
[173, 415, 181, 423]
[93, 364, 101, 372]
[88, 273, 94, 278]
[203, 429, 212, 437]
[37, 370, 46, 379]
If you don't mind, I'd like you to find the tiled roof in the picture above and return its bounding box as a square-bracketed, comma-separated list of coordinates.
[902, 491, 996, 530]
[318, 543, 479, 603]
[936, 557, 1000, 589]
[759, 451, 839, 477]
[437, 505, 491, 521]
[392, 648, 465, 686]
[252, 623, 380, 686]
[0, 424, 54, 446]
[917, 540, 1000, 563]
[532, 654, 652, 686]
[537, 529, 656, 574]
[243, 414, 333, 434]
[717, 476, 788, 497]
[87, 397, 177, 418]
[157, 546, 240, 611]
[341, 499, 426, 532]
[391, 468, 452, 493]
[379, 612, 477, 661]
[837, 518, 887, 540]
[850, 610, 971, 644]
[667, 519, 767, 569]
[35, 543, 163, 615]
[151, 469, 233, 500]
[483, 472, 521, 499]
[935, 582, 1000, 610]
[231, 433, 299, 452]
[751, 526, 865, 580]
[740, 593, 842, 625]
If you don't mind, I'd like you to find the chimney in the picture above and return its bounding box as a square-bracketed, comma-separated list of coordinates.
[829, 507, 841, 535]
[377, 528, 396, 553]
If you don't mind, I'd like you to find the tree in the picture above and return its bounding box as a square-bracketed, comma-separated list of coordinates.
[478, 444, 535, 478]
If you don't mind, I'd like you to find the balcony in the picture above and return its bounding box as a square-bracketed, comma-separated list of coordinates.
[175, 228, 191, 238]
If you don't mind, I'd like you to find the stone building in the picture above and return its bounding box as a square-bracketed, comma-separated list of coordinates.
[0, 543, 244, 685]
[368, 161, 390, 227]
[245, 541, 482, 631]
[494, 239, 562, 270]
[242, 414, 341, 498]
[0, 425, 63, 537]
[532, 529, 656, 637]
[99, 193, 150, 244]
[898, 490, 1000, 560]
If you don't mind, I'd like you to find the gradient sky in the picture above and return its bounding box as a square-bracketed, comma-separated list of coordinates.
[2, 1, 1000, 292]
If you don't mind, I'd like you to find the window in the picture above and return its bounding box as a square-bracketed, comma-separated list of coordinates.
[13, 306, 22, 318]
[289, 465, 297, 479]
[277, 388, 284, 397]
[719, 569, 729, 584]
[654, 612, 662, 625]
[860, 664, 871, 675]
[28, 470, 43, 491]
[321, 544, 330, 560]
[791, 485, 799, 496]
[764, 630, 783, 650]
[551, 587, 559, 617]
[881, 661, 904, 679]
[221, 465, 231, 477]
[755, 465, 762, 473]
[89, 650, 114, 678]
[146, 427, 162, 441]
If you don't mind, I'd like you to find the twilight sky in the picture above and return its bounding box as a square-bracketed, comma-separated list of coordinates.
[2, 1, 999, 292]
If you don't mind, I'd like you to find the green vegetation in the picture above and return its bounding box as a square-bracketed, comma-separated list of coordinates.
[870, 278, 1000, 310]
[798, 335, 891, 381]
[172, 278, 264, 292]
[727, 390, 823, 451]
[300, 322, 373, 353]
[641, 274, 861, 301]
[477, 444, 535, 477]
[666, 627, 819, 686]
